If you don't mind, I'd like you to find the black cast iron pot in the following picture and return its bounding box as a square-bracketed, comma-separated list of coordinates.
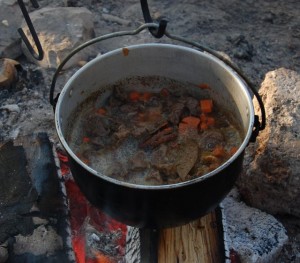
[53, 44, 261, 228]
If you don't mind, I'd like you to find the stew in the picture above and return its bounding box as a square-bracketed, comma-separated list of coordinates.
[67, 76, 243, 185]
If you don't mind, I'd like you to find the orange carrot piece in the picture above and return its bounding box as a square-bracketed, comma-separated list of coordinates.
[200, 122, 208, 130]
[198, 83, 211, 89]
[122, 47, 129, 56]
[200, 99, 213, 113]
[181, 116, 201, 129]
[200, 113, 207, 123]
[129, 91, 141, 101]
[96, 107, 106, 115]
[212, 145, 227, 158]
[140, 92, 152, 102]
[206, 117, 215, 127]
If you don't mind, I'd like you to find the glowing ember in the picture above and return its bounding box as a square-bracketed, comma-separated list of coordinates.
[58, 150, 127, 263]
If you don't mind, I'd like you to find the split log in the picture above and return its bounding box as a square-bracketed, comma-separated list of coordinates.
[158, 211, 224, 263]
[125, 209, 225, 263]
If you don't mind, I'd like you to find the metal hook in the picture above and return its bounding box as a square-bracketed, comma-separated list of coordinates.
[140, 0, 168, 38]
[17, 0, 44, 60]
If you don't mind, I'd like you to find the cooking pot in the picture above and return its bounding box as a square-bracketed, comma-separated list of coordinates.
[53, 42, 262, 228]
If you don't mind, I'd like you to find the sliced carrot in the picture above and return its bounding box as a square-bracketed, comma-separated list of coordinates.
[128, 91, 141, 101]
[96, 107, 106, 115]
[206, 117, 215, 127]
[140, 92, 153, 102]
[200, 113, 207, 122]
[212, 145, 227, 158]
[181, 116, 201, 129]
[200, 99, 213, 113]
[122, 47, 129, 56]
[200, 122, 208, 130]
[82, 137, 90, 143]
[198, 83, 211, 90]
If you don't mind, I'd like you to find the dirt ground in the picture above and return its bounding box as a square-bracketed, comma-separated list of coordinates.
[1, 0, 299, 262]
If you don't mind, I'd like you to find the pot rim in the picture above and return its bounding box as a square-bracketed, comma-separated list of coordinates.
[55, 43, 254, 190]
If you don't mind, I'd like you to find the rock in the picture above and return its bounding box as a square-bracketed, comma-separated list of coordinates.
[14, 225, 63, 256]
[101, 13, 131, 26]
[227, 34, 254, 60]
[0, 58, 20, 89]
[0, 0, 24, 58]
[20, 7, 95, 69]
[0, 104, 20, 113]
[222, 188, 288, 263]
[237, 68, 300, 217]
[0, 243, 8, 263]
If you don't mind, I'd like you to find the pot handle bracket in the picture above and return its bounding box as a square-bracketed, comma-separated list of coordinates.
[49, 0, 266, 142]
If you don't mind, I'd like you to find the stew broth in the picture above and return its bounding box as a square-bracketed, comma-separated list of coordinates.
[67, 76, 243, 185]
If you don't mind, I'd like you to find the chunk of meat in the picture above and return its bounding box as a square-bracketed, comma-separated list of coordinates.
[113, 124, 131, 141]
[145, 170, 163, 185]
[151, 145, 177, 176]
[168, 102, 185, 124]
[198, 130, 225, 151]
[139, 127, 177, 149]
[84, 114, 110, 137]
[128, 151, 149, 171]
[184, 96, 200, 116]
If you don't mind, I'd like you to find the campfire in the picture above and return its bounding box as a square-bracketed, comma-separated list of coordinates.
[1, 0, 297, 262]
[0, 133, 226, 263]
[58, 150, 127, 263]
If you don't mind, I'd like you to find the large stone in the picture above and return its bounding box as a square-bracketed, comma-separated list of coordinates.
[237, 68, 300, 217]
[0, 0, 24, 58]
[222, 188, 288, 263]
[21, 7, 95, 68]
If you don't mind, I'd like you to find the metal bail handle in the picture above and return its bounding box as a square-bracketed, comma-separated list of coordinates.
[49, 24, 266, 142]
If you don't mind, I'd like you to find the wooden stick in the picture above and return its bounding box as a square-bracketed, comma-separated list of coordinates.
[158, 212, 224, 263]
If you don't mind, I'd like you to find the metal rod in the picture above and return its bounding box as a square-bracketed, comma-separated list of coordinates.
[140, 0, 168, 38]
[17, 0, 44, 60]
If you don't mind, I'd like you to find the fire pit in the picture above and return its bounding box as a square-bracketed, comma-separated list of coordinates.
[11, 1, 267, 261]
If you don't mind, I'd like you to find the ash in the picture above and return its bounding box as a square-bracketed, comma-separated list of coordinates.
[86, 224, 123, 257]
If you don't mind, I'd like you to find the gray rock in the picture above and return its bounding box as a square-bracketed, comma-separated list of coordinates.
[0, 0, 24, 58]
[237, 68, 300, 217]
[20, 7, 95, 68]
[222, 188, 288, 263]
[13, 225, 63, 256]
[0, 104, 20, 113]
